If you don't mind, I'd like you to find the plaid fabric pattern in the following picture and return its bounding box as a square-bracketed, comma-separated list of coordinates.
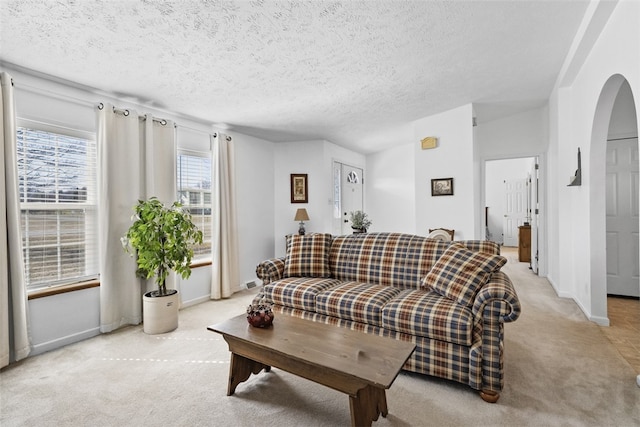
[472, 271, 521, 321]
[262, 277, 341, 311]
[423, 242, 506, 307]
[255, 257, 285, 285]
[283, 233, 332, 278]
[329, 233, 449, 289]
[470, 271, 521, 392]
[315, 281, 402, 326]
[382, 289, 473, 346]
[271, 305, 471, 385]
[457, 240, 501, 255]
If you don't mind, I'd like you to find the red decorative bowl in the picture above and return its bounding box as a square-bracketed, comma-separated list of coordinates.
[246, 304, 274, 328]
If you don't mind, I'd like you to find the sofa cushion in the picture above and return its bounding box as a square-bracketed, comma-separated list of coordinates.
[422, 242, 506, 307]
[329, 233, 449, 289]
[315, 281, 402, 327]
[263, 277, 341, 312]
[382, 289, 473, 346]
[283, 233, 332, 278]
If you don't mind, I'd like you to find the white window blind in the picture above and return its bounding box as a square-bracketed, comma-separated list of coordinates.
[17, 123, 98, 290]
[177, 151, 212, 258]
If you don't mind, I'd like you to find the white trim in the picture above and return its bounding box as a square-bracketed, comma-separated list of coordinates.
[17, 117, 95, 141]
[30, 327, 101, 357]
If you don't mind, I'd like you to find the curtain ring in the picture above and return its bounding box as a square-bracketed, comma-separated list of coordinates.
[98, 102, 104, 110]
[226, 136, 232, 142]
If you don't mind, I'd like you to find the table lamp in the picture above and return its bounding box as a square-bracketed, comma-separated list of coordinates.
[294, 208, 310, 235]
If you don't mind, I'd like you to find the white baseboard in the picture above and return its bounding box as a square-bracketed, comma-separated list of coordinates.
[180, 294, 211, 309]
[589, 314, 610, 326]
[31, 327, 101, 356]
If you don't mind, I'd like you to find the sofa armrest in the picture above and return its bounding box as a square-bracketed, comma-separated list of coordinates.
[255, 257, 286, 285]
[472, 271, 521, 322]
[469, 271, 521, 395]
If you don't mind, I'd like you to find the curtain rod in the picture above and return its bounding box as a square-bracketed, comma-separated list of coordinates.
[97, 103, 168, 126]
[213, 132, 232, 142]
[175, 125, 232, 141]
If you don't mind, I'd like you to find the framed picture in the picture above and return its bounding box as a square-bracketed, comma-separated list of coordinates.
[290, 174, 308, 203]
[431, 177, 454, 196]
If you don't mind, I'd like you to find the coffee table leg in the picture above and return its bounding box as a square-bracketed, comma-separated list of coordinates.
[227, 353, 270, 396]
[349, 385, 388, 427]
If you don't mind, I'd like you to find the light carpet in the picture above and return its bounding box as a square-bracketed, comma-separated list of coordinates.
[1, 249, 639, 426]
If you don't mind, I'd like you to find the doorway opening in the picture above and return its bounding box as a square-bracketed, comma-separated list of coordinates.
[484, 156, 540, 273]
[590, 75, 639, 326]
[592, 78, 639, 377]
[332, 161, 364, 235]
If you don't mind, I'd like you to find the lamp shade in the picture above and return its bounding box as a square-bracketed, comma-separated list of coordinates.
[294, 208, 310, 221]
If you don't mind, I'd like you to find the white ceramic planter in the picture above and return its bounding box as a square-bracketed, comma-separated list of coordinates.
[143, 290, 179, 334]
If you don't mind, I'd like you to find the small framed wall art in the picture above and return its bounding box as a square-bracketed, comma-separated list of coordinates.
[290, 173, 308, 203]
[431, 177, 454, 196]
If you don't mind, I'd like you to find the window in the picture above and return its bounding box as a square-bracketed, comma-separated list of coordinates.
[177, 151, 212, 258]
[17, 122, 98, 291]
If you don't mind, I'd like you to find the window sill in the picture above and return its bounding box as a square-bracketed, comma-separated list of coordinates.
[28, 280, 100, 300]
[27, 261, 212, 300]
[191, 259, 212, 268]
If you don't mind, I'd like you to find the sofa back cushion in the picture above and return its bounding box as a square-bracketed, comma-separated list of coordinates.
[283, 233, 332, 278]
[422, 242, 506, 307]
[329, 233, 449, 289]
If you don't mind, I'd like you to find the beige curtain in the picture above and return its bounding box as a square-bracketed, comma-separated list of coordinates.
[211, 132, 239, 299]
[0, 72, 30, 368]
[97, 105, 176, 332]
[141, 115, 177, 294]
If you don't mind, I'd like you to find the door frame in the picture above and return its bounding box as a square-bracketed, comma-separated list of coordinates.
[332, 160, 366, 236]
[480, 153, 547, 277]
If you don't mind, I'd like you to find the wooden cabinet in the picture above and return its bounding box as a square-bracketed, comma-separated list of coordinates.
[518, 225, 531, 263]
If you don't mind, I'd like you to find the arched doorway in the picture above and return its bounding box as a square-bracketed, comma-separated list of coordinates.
[589, 74, 639, 322]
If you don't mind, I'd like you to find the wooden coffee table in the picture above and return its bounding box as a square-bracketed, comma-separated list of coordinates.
[208, 313, 415, 427]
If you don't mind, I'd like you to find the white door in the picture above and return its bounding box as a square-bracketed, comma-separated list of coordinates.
[333, 162, 363, 235]
[503, 178, 528, 247]
[530, 160, 539, 274]
[606, 137, 639, 297]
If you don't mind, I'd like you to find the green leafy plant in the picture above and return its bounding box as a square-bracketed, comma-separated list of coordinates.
[122, 197, 203, 296]
[349, 210, 372, 231]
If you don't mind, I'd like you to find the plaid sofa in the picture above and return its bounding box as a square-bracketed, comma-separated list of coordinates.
[253, 232, 520, 402]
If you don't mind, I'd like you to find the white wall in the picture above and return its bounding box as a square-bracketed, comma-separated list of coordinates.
[548, 0, 640, 324]
[414, 104, 476, 240]
[364, 104, 477, 239]
[476, 107, 549, 159]
[273, 139, 364, 257]
[366, 143, 416, 233]
[232, 131, 275, 285]
[273, 140, 325, 256]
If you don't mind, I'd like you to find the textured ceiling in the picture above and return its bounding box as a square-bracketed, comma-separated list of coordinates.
[0, 0, 589, 153]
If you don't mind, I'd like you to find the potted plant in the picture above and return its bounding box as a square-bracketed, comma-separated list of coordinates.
[349, 210, 372, 233]
[122, 197, 203, 334]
